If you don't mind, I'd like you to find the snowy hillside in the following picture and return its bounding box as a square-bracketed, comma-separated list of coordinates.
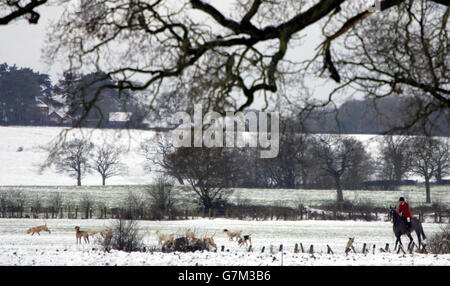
[0, 126, 157, 185]
[0, 125, 419, 186]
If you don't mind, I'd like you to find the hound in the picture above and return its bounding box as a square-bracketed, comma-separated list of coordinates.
[156, 230, 174, 245]
[87, 227, 111, 238]
[237, 234, 252, 247]
[27, 224, 51, 236]
[185, 228, 196, 241]
[223, 229, 242, 241]
[74, 226, 89, 244]
[345, 237, 356, 254]
[202, 232, 217, 250]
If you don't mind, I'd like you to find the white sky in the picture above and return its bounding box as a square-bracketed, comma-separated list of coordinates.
[0, 5, 63, 82]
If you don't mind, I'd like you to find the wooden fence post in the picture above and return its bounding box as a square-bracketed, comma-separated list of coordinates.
[327, 245, 334, 254]
[294, 243, 299, 254]
[280, 244, 284, 266]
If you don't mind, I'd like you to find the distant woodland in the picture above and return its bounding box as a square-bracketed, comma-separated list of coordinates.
[0, 62, 448, 136]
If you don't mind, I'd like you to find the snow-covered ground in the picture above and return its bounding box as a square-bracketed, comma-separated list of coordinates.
[1, 184, 449, 211]
[0, 126, 448, 266]
[0, 126, 155, 185]
[0, 126, 435, 186]
[0, 218, 448, 266]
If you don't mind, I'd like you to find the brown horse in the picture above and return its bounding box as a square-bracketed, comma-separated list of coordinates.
[389, 207, 426, 250]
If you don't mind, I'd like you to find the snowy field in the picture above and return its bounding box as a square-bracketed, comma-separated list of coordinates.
[0, 126, 155, 186]
[0, 218, 448, 266]
[0, 125, 431, 186]
[1, 184, 449, 211]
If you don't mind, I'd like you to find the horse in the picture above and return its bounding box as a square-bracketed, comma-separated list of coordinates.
[389, 206, 426, 251]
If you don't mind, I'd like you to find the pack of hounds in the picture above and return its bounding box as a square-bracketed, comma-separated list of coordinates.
[155, 228, 252, 250]
[26, 223, 112, 245]
[26, 223, 252, 248]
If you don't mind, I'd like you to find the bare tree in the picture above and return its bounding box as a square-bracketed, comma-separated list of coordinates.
[377, 135, 413, 186]
[141, 134, 184, 185]
[314, 0, 449, 134]
[409, 136, 445, 203]
[433, 138, 450, 183]
[261, 121, 317, 188]
[41, 0, 448, 131]
[146, 175, 177, 219]
[313, 135, 373, 202]
[44, 138, 94, 186]
[92, 143, 127, 185]
[148, 134, 238, 212]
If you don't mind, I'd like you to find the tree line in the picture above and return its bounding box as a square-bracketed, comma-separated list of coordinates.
[43, 128, 449, 211]
[147, 131, 448, 210]
[0, 63, 146, 128]
[1, 62, 449, 136]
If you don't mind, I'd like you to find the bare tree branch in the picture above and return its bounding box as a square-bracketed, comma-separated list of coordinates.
[0, 0, 47, 25]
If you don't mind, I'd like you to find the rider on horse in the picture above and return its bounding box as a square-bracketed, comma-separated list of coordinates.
[398, 197, 412, 231]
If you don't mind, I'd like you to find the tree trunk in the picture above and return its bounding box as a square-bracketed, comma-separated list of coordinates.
[435, 164, 442, 184]
[335, 177, 344, 203]
[425, 176, 431, 203]
[102, 175, 106, 186]
[77, 172, 82, 186]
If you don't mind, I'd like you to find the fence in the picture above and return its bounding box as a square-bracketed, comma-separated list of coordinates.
[1, 203, 448, 223]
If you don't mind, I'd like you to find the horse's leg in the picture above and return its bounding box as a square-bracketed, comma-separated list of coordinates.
[415, 230, 422, 248]
[407, 233, 414, 250]
[394, 236, 402, 250]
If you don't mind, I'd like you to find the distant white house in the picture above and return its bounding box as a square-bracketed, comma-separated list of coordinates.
[48, 111, 71, 124]
[109, 112, 132, 126]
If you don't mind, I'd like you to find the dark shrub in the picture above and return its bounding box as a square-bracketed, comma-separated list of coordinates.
[100, 218, 145, 253]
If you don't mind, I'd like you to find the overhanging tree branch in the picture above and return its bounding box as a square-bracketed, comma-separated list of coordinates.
[0, 0, 47, 25]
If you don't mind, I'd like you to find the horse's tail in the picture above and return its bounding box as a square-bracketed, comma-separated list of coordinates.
[420, 224, 426, 240]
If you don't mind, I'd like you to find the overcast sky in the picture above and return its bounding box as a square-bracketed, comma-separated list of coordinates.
[0, 5, 64, 81]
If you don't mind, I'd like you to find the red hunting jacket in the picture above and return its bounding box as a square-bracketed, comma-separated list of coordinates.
[398, 202, 412, 218]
